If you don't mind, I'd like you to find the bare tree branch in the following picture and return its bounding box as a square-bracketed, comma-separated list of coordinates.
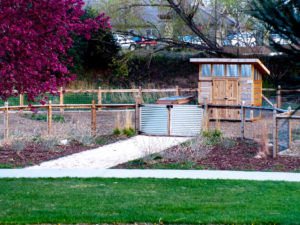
[166, 0, 220, 50]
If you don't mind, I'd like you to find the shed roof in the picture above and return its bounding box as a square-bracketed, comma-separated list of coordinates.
[190, 58, 270, 75]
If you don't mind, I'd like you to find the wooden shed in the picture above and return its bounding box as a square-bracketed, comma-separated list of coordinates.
[190, 58, 270, 121]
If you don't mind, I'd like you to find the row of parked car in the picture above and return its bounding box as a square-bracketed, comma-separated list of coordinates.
[113, 34, 158, 51]
[114, 32, 291, 51]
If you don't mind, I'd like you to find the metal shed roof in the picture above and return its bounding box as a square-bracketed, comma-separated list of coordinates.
[190, 58, 270, 75]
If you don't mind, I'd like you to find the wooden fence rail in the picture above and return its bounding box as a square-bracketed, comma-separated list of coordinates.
[1, 102, 136, 139]
[13, 86, 299, 112]
[1, 98, 298, 158]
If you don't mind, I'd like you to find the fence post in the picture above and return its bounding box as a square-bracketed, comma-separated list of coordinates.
[48, 100, 52, 135]
[167, 105, 171, 135]
[288, 106, 292, 151]
[277, 85, 282, 109]
[198, 81, 201, 104]
[202, 97, 209, 131]
[272, 104, 278, 158]
[175, 85, 180, 96]
[240, 101, 245, 139]
[59, 87, 64, 114]
[19, 94, 24, 114]
[135, 95, 140, 134]
[98, 87, 102, 111]
[4, 102, 8, 140]
[91, 100, 96, 136]
[138, 86, 142, 104]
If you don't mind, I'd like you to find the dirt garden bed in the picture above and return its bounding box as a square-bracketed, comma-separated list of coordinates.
[114, 138, 300, 172]
[0, 134, 128, 168]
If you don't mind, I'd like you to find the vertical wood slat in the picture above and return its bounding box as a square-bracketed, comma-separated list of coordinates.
[272, 104, 278, 158]
[240, 101, 245, 139]
[198, 81, 201, 104]
[138, 87, 142, 104]
[135, 95, 139, 134]
[288, 106, 292, 151]
[175, 85, 180, 96]
[277, 85, 282, 109]
[59, 87, 64, 113]
[4, 102, 8, 140]
[19, 94, 24, 114]
[167, 106, 171, 135]
[202, 97, 209, 131]
[91, 100, 96, 136]
[98, 87, 102, 111]
[48, 100, 52, 135]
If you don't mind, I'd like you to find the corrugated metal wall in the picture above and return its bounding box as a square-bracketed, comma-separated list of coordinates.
[170, 105, 203, 136]
[140, 105, 168, 135]
[140, 104, 203, 136]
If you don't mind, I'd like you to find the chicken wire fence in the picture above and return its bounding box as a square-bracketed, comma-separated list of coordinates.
[0, 89, 199, 107]
[262, 90, 300, 110]
[0, 109, 135, 142]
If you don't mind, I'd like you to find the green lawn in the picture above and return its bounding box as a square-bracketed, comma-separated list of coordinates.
[0, 178, 300, 224]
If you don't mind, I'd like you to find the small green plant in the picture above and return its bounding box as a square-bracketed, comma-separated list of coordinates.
[113, 128, 121, 135]
[122, 127, 135, 137]
[95, 137, 108, 145]
[24, 113, 65, 123]
[202, 129, 222, 146]
[24, 113, 47, 121]
[52, 115, 66, 123]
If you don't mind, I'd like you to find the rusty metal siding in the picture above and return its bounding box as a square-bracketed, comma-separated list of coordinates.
[140, 105, 168, 135]
[170, 105, 203, 136]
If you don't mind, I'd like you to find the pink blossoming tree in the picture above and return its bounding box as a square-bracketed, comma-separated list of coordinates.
[0, 0, 110, 103]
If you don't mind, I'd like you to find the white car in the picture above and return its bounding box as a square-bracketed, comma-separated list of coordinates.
[114, 34, 137, 51]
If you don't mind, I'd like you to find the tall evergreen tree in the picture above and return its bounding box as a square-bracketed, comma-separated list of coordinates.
[251, 0, 300, 59]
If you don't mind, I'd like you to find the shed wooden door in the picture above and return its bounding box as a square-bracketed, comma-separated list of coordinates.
[212, 79, 239, 120]
[212, 80, 226, 119]
[225, 79, 240, 120]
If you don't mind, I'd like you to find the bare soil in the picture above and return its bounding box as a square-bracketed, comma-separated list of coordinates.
[115, 138, 300, 172]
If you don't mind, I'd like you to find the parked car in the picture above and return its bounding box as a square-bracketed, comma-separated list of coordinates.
[269, 33, 291, 45]
[178, 36, 205, 45]
[222, 32, 256, 47]
[136, 36, 158, 49]
[113, 34, 137, 51]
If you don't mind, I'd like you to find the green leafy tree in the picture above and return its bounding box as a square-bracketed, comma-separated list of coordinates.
[68, 7, 120, 76]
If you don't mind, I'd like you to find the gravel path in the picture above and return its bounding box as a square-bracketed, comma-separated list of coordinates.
[27, 135, 190, 169]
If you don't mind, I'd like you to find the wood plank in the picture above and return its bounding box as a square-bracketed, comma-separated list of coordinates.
[4, 102, 8, 140]
[48, 101, 52, 135]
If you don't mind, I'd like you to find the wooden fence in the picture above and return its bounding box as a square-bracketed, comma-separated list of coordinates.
[14, 86, 300, 110]
[1, 99, 299, 158]
[0, 101, 136, 140]
[200, 100, 299, 158]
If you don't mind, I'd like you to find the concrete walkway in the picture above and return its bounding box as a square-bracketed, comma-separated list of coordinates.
[27, 135, 190, 169]
[0, 169, 300, 182]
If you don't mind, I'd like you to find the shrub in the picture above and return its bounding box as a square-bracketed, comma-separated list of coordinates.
[202, 129, 223, 146]
[113, 128, 121, 135]
[122, 127, 135, 137]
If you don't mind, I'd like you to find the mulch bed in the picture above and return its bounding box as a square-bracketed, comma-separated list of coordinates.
[116, 139, 300, 172]
[0, 135, 127, 168]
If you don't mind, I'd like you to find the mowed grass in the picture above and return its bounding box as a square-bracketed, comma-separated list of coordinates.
[0, 178, 300, 224]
